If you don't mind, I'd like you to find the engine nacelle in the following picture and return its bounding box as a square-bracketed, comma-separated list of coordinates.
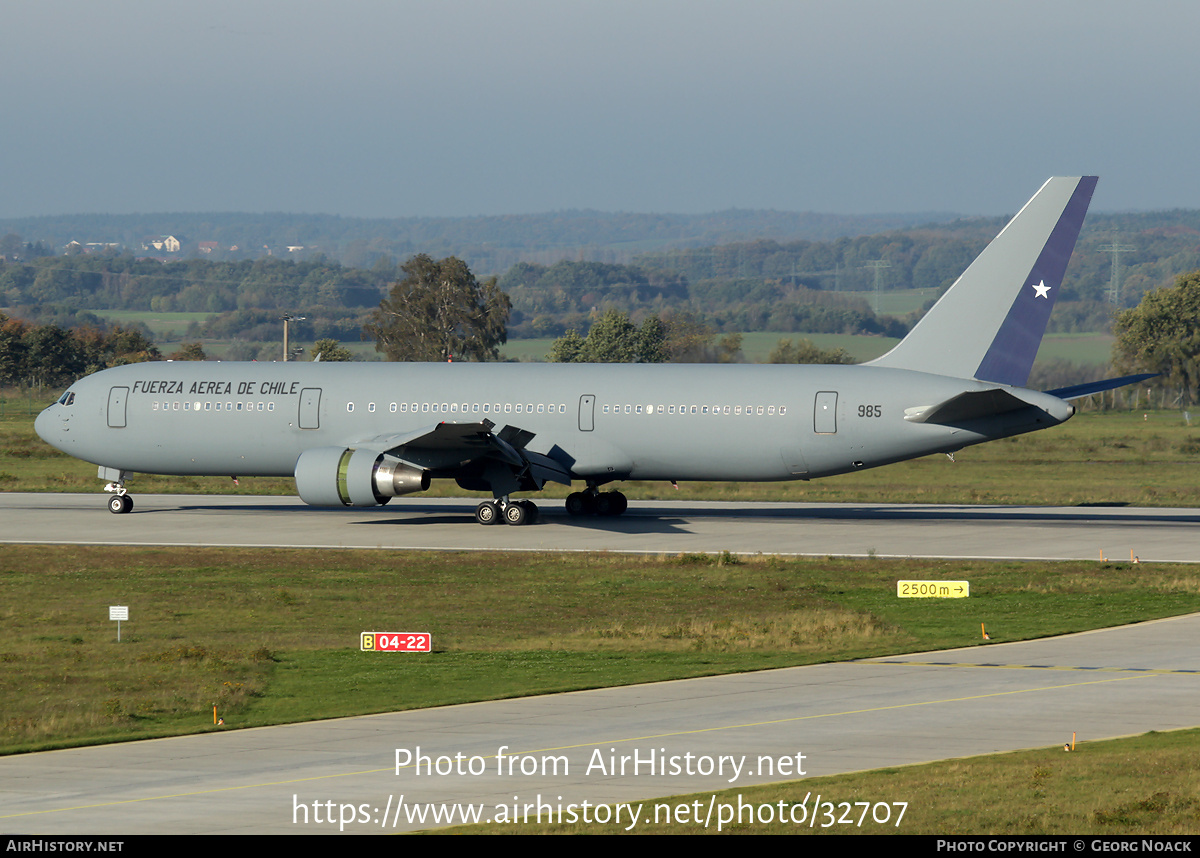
[294, 446, 430, 507]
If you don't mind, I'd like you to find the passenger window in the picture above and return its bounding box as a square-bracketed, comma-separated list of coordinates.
[347, 403, 354, 413]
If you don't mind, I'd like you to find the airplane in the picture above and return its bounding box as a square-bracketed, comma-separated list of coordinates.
[35, 176, 1150, 526]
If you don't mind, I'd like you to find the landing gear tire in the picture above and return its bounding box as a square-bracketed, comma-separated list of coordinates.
[109, 495, 132, 514]
[504, 502, 528, 526]
[567, 490, 626, 517]
[475, 501, 500, 525]
[519, 500, 539, 523]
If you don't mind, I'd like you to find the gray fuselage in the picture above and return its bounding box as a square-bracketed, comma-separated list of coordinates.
[35, 360, 1072, 487]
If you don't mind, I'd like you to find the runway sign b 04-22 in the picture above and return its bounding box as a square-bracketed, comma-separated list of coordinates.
[361, 632, 431, 652]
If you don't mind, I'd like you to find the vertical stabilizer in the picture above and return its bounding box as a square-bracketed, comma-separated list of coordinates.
[868, 177, 1097, 386]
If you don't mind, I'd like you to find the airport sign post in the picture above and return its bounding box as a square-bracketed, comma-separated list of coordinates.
[109, 605, 129, 641]
[361, 632, 431, 652]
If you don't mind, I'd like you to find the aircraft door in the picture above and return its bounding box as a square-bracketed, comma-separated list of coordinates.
[107, 386, 129, 428]
[814, 391, 837, 434]
[299, 388, 321, 429]
[578, 394, 595, 431]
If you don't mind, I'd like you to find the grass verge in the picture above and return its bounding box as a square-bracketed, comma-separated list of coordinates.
[3, 547, 1199, 755]
[433, 728, 1200, 834]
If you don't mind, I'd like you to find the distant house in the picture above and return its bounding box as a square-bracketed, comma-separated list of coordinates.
[141, 235, 182, 253]
[198, 241, 219, 254]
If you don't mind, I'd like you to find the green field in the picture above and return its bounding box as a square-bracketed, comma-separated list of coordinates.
[841, 286, 942, 316]
[4, 547, 1198, 757]
[77, 309, 1116, 367]
[94, 310, 213, 341]
[439, 728, 1200, 834]
[502, 332, 1114, 366]
[4, 546, 1199, 834]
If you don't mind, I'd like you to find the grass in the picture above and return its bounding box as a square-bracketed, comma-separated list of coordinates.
[3, 547, 1200, 755]
[435, 728, 1200, 834]
[841, 287, 942, 316]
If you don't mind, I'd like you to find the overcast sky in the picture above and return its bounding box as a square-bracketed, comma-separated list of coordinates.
[3, 1, 1196, 219]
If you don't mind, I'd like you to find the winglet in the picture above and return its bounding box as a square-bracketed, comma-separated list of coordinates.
[868, 177, 1098, 386]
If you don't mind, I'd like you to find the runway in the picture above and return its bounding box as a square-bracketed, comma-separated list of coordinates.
[2, 614, 1198, 834]
[1, 492, 1198, 562]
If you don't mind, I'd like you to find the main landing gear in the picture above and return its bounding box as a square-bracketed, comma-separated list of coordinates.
[475, 498, 539, 526]
[565, 488, 628, 517]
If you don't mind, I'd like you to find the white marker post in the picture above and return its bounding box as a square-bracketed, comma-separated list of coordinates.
[110, 605, 129, 641]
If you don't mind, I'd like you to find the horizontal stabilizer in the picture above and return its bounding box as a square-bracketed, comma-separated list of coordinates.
[904, 389, 1032, 424]
[1045, 373, 1158, 401]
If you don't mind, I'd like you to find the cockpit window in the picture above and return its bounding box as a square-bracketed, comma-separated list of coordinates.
[57, 391, 75, 406]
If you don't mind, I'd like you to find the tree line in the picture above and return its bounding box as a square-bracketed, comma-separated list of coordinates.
[0, 313, 161, 388]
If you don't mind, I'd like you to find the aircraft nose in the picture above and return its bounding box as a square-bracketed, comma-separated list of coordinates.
[34, 406, 60, 448]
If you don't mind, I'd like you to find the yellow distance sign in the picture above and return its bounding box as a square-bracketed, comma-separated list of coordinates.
[896, 581, 969, 598]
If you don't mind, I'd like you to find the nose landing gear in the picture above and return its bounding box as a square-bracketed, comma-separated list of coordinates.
[104, 475, 133, 514]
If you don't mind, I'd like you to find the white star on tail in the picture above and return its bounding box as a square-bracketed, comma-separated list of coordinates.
[1032, 280, 1051, 298]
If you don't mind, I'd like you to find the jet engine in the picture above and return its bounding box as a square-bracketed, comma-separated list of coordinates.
[294, 446, 430, 507]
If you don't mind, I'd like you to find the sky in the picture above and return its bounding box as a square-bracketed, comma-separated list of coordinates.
[3, 0, 1197, 219]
